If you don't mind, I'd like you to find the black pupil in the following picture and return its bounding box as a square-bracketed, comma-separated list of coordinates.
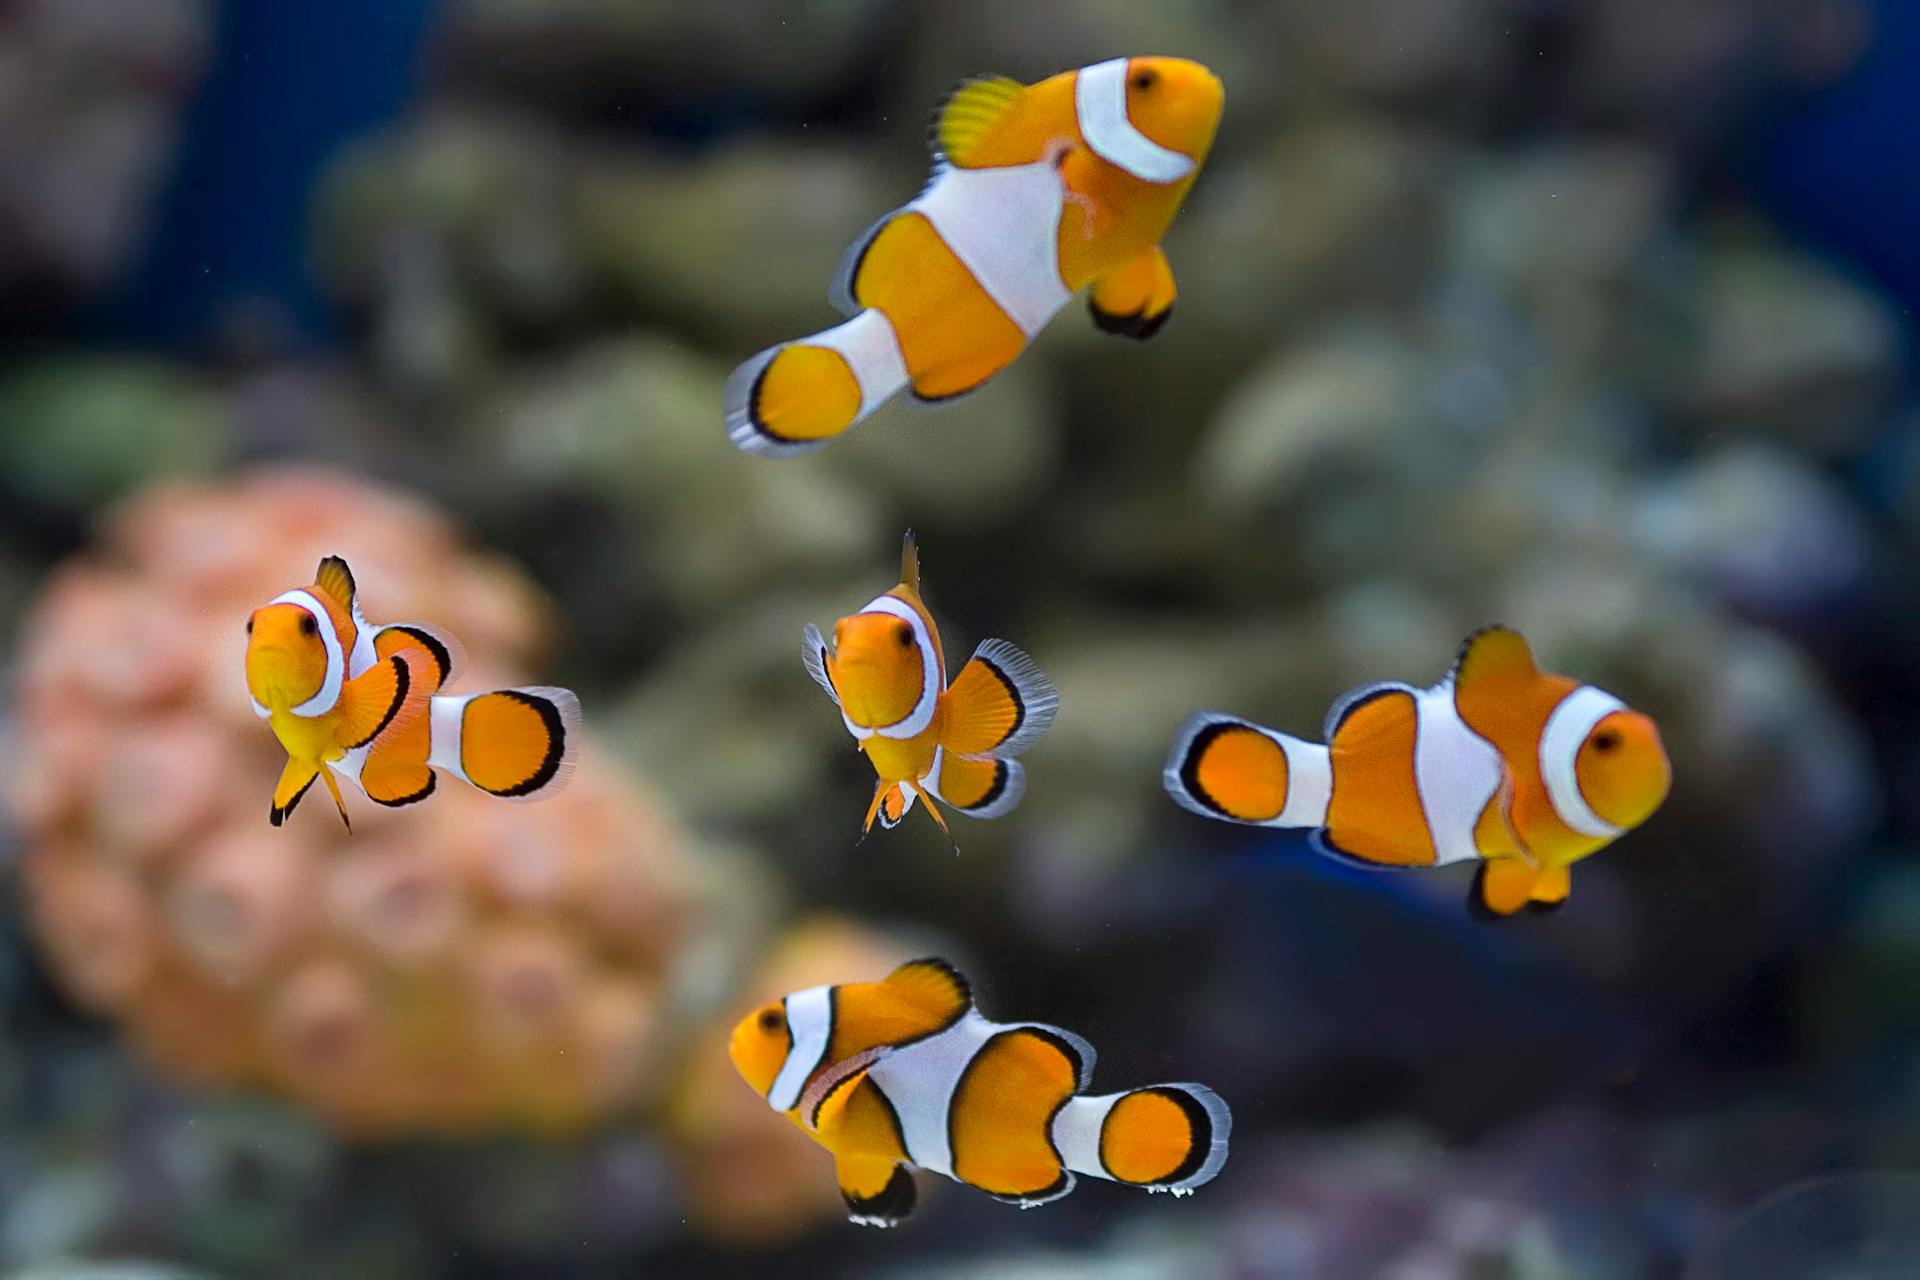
[245, 619, 253, 634]
[759, 1010, 782, 1032]
[896, 622, 914, 647]
[1593, 731, 1620, 753]
[1133, 71, 1155, 90]
[299, 614, 318, 636]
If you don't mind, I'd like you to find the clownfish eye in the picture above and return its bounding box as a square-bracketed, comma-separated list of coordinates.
[895, 620, 915, 647]
[758, 1008, 784, 1033]
[1591, 729, 1621, 754]
[298, 613, 319, 637]
[244, 618, 253, 635]
[1132, 68, 1157, 92]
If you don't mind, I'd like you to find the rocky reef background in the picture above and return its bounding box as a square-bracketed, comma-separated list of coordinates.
[1, 0, 1918, 1276]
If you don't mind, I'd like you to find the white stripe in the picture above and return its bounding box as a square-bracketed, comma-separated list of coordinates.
[856, 596, 941, 740]
[1074, 59, 1196, 185]
[268, 590, 344, 718]
[907, 162, 1071, 337]
[867, 1010, 998, 1179]
[1276, 737, 1333, 828]
[1415, 686, 1505, 865]
[767, 985, 833, 1114]
[809, 309, 910, 421]
[348, 604, 378, 678]
[251, 697, 271, 719]
[427, 692, 475, 784]
[1052, 1093, 1120, 1181]
[923, 745, 945, 794]
[1539, 686, 1628, 839]
[328, 744, 369, 787]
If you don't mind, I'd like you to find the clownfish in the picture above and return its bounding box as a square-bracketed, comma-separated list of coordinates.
[245, 556, 581, 830]
[1162, 627, 1671, 918]
[725, 56, 1224, 456]
[803, 533, 1057, 843]
[730, 958, 1231, 1226]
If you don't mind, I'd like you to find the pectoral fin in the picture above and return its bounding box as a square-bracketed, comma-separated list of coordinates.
[333, 653, 417, 751]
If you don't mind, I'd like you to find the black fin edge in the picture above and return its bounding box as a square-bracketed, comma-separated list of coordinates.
[340, 654, 410, 751]
[844, 1163, 917, 1227]
[1090, 297, 1173, 341]
[269, 770, 318, 827]
[481, 689, 568, 798]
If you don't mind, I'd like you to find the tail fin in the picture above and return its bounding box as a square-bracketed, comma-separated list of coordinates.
[724, 309, 908, 456]
[1053, 1084, 1231, 1196]
[428, 686, 581, 801]
[1162, 712, 1331, 829]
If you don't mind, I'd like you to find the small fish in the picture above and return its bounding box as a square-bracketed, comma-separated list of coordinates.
[726, 56, 1224, 456]
[730, 958, 1231, 1226]
[245, 555, 581, 829]
[1163, 626, 1671, 918]
[804, 533, 1057, 844]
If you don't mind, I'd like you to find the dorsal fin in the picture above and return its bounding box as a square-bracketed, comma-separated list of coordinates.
[1449, 626, 1537, 691]
[882, 958, 971, 1020]
[899, 530, 921, 593]
[931, 74, 1024, 168]
[314, 555, 357, 613]
[1323, 680, 1418, 743]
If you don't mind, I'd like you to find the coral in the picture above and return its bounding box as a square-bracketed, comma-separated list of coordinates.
[4, 468, 706, 1138]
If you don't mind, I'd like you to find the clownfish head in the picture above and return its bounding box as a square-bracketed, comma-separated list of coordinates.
[1110, 56, 1224, 174]
[1572, 707, 1671, 832]
[729, 999, 793, 1101]
[829, 608, 929, 731]
[244, 599, 333, 714]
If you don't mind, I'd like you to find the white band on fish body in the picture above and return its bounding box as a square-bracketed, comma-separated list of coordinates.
[347, 604, 378, 678]
[811, 308, 910, 421]
[268, 590, 345, 718]
[1051, 1093, 1120, 1181]
[855, 595, 941, 740]
[1274, 736, 1333, 828]
[768, 985, 834, 1114]
[1539, 686, 1628, 839]
[1074, 59, 1196, 185]
[909, 161, 1071, 337]
[1415, 686, 1505, 865]
[867, 1010, 997, 1179]
[427, 692, 475, 784]
[328, 744, 369, 787]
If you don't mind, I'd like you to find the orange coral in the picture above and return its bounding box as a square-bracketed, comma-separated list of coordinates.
[5, 467, 704, 1139]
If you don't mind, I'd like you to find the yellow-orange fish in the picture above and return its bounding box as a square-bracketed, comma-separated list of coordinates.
[804, 534, 1057, 843]
[726, 56, 1224, 455]
[245, 555, 580, 829]
[730, 958, 1231, 1226]
[1163, 627, 1671, 917]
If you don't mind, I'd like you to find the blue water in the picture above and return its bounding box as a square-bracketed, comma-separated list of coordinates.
[96, 0, 439, 347]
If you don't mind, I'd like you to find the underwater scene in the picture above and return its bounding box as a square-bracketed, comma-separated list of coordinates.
[2, 1, 1919, 1277]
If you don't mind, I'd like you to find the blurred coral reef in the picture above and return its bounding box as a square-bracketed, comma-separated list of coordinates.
[6, 470, 706, 1137]
[0, 0, 1915, 1275]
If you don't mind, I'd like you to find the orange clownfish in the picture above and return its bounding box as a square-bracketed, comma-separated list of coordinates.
[726, 56, 1224, 456]
[1163, 627, 1671, 918]
[245, 555, 581, 830]
[804, 533, 1057, 843]
[730, 958, 1231, 1226]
